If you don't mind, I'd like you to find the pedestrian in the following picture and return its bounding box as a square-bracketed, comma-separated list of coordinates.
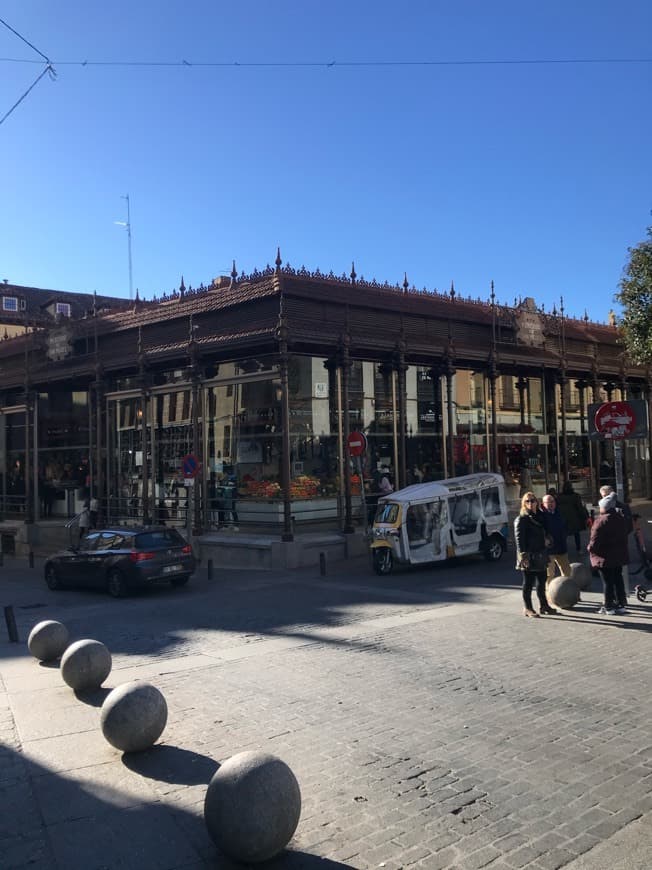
[588, 491, 629, 615]
[78, 500, 90, 544]
[379, 468, 394, 495]
[89, 495, 99, 529]
[557, 481, 589, 554]
[514, 492, 558, 617]
[599, 485, 633, 535]
[541, 492, 571, 585]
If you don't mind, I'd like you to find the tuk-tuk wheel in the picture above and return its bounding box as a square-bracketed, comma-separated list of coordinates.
[372, 548, 393, 576]
[635, 585, 647, 602]
[484, 534, 505, 562]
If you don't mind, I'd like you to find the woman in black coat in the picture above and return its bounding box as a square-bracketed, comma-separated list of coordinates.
[514, 492, 557, 617]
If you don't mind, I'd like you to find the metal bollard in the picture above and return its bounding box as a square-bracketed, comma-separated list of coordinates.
[319, 552, 327, 576]
[0, 549, 4, 567]
[28, 551, 34, 569]
[207, 558, 214, 580]
[4, 605, 19, 643]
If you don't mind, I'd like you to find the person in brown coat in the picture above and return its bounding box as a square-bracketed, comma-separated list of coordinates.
[587, 492, 629, 615]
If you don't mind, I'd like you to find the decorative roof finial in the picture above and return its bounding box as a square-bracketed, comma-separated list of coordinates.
[179, 276, 186, 296]
[275, 247, 282, 273]
[350, 261, 356, 284]
[450, 280, 456, 301]
[490, 280, 495, 307]
[230, 260, 237, 287]
[403, 273, 409, 294]
[584, 309, 589, 322]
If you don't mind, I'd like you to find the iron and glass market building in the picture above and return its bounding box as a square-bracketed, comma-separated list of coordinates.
[0, 255, 650, 550]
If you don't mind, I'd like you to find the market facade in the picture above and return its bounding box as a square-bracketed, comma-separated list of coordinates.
[0, 258, 650, 545]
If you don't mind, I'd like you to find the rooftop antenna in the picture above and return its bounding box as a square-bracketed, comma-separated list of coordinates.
[114, 194, 133, 300]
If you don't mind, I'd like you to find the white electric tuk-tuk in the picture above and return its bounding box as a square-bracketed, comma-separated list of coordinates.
[369, 472, 509, 575]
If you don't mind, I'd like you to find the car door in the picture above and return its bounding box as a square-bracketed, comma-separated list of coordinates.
[85, 531, 123, 587]
[449, 491, 483, 555]
[64, 532, 102, 586]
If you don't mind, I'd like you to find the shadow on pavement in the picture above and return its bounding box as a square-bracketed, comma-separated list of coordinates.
[123, 743, 219, 786]
[74, 686, 112, 707]
[3, 743, 333, 869]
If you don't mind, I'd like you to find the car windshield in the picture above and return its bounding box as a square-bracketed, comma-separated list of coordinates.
[135, 529, 185, 549]
[374, 503, 400, 524]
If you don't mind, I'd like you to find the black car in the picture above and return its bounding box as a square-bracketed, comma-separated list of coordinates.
[44, 526, 196, 597]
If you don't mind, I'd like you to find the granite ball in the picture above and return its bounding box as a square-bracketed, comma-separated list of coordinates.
[570, 561, 593, 592]
[60, 639, 112, 691]
[547, 575, 580, 610]
[100, 681, 168, 753]
[27, 620, 69, 662]
[204, 751, 301, 863]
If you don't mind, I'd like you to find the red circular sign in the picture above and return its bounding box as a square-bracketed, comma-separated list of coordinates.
[347, 431, 367, 456]
[594, 401, 636, 439]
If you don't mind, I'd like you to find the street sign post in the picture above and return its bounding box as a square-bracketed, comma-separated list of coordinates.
[591, 401, 642, 504]
[346, 431, 368, 525]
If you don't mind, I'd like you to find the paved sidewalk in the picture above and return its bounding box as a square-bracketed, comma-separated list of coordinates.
[2, 545, 652, 869]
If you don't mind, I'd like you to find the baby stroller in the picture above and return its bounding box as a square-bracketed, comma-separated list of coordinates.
[631, 514, 652, 602]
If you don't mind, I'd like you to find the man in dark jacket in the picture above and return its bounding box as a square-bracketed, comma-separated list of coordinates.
[541, 493, 571, 585]
[588, 492, 629, 615]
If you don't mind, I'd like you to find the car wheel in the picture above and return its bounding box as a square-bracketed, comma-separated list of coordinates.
[45, 563, 63, 591]
[170, 575, 189, 588]
[107, 570, 127, 598]
[484, 534, 505, 561]
[372, 548, 393, 576]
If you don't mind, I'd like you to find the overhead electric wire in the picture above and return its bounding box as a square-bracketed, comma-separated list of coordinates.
[0, 56, 651, 69]
[0, 64, 55, 126]
[0, 17, 50, 63]
[0, 17, 56, 127]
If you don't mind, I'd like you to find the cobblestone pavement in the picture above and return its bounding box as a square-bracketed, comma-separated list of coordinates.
[1, 545, 652, 869]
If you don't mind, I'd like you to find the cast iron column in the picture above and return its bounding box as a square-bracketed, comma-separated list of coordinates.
[487, 351, 499, 473]
[516, 376, 527, 431]
[396, 338, 408, 491]
[559, 364, 569, 484]
[277, 317, 293, 542]
[23, 388, 33, 524]
[137, 329, 150, 525]
[94, 361, 105, 525]
[339, 333, 354, 533]
[188, 319, 202, 534]
[429, 365, 444, 477]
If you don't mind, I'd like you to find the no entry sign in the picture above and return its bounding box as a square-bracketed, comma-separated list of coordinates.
[594, 401, 636, 440]
[347, 431, 368, 456]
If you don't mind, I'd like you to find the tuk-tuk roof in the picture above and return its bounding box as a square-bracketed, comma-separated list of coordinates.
[380, 472, 505, 504]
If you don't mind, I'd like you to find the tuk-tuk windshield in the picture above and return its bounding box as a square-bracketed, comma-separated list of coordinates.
[374, 502, 400, 525]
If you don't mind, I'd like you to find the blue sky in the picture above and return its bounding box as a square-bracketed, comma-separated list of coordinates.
[1, 1, 651, 320]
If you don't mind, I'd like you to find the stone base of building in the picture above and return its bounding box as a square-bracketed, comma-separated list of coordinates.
[197, 529, 369, 571]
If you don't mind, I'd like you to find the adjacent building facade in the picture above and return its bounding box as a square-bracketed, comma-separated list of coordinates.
[0, 258, 649, 541]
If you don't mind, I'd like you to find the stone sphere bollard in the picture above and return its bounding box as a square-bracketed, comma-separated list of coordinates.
[570, 561, 592, 592]
[204, 751, 301, 863]
[547, 575, 580, 610]
[60, 639, 112, 691]
[100, 681, 168, 753]
[27, 620, 69, 662]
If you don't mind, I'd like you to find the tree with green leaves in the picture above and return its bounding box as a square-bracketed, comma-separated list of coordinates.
[616, 226, 652, 365]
